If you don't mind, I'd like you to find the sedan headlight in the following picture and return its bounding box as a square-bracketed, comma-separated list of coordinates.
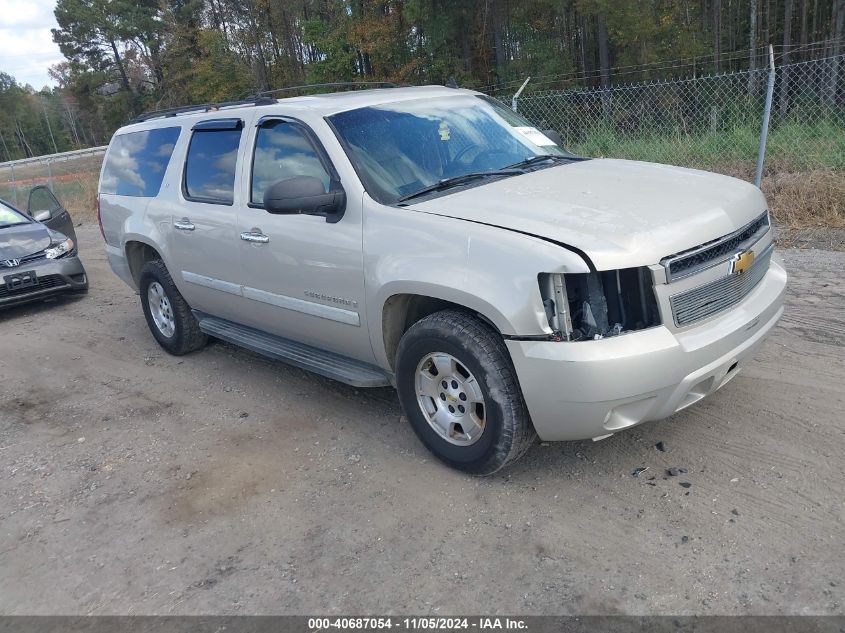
[45, 238, 75, 259]
[539, 268, 661, 341]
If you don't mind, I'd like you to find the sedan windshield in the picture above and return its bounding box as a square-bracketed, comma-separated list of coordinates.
[0, 200, 30, 228]
[329, 95, 570, 204]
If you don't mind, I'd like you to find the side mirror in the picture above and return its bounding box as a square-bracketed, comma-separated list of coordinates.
[542, 129, 563, 146]
[263, 176, 346, 223]
[33, 209, 52, 222]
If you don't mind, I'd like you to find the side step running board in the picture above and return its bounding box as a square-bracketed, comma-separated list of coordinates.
[195, 313, 391, 388]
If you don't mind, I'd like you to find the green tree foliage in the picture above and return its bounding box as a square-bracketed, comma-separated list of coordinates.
[0, 73, 79, 160]
[53, 0, 164, 111]
[0, 0, 841, 157]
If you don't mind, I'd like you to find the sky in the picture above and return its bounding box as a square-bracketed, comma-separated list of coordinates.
[0, 0, 63, 89]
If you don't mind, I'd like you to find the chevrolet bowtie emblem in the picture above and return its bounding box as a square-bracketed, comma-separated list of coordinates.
[729, 250, 755, 275]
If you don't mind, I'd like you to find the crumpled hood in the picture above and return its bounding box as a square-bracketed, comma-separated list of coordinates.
[0, 222, 52, 260]
[409, 158, 768, 270]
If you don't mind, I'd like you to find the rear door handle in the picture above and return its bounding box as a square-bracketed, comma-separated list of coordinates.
[240, 229, 269, 244]
[174, 218, 195, 231]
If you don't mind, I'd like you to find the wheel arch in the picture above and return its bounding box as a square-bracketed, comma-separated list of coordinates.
[379, 289, 506, 372]
[124, 239, 164, 287]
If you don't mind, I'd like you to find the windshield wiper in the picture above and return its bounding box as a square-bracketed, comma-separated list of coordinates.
[505, 154, 573, 170]
[396, 169, 521, 204]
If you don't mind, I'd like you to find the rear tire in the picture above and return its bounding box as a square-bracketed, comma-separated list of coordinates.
[395, 309, 536, 475]
[139, 259, 207, 355]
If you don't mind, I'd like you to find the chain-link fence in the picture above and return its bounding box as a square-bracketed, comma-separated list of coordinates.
[1, 56, 842, 225]
[512, 53, 845, 179]
[0, 147, 105, 218]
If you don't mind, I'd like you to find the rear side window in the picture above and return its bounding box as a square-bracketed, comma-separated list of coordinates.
[100, 127, 181, 197]
[184, 121, 243, 205]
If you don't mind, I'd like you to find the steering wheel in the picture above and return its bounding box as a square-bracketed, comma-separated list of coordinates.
[468, 149, 515, 172]
[445, 147, 514, 177]
[450, 144, 480, 165]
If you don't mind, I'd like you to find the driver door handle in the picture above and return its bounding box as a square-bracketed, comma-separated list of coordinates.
[174, 218, 195, 231]
[241, 229, 269, 244]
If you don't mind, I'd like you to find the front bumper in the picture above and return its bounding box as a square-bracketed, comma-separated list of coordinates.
[0, 254, 88, 309]
[506, 254, 787, 441]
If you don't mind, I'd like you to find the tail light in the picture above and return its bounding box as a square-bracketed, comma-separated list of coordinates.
[96, 194, 105, 241]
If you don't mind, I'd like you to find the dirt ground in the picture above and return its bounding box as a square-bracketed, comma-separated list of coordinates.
[1, 224, 843, 616]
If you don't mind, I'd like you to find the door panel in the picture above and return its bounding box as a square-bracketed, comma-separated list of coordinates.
[168, 200, 244, 321]
[28, 186, 76, 242]
[237, 210, 371, 361]
[235, 118, 372, 363]
[165, 118, 247, 322]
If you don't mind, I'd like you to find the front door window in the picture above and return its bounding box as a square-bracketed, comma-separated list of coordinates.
[251, 120, 332, 205]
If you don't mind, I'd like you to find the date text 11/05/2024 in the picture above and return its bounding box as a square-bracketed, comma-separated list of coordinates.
[307, 617, 528, 630]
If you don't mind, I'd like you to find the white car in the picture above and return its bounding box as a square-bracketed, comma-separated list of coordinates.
[98, 85, 787, 474]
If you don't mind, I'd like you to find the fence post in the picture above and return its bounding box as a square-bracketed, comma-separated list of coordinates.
[754, 45, 776, 188]
[512, 77, 531, 112]
[9, 162, 17, 207]
[47, 158, 53, 192]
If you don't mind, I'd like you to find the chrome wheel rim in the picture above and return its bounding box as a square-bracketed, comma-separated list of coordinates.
[415, 352, 486, 446]
[147, 281, 175, 338]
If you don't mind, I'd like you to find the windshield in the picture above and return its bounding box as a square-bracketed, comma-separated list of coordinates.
[329, 94, 570, 204]
[0, 200, 30, 229]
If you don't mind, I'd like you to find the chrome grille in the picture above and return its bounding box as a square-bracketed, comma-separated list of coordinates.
[662, 213, 770, 282]
[20, 251, 47, 264]
[669, 244, 773, 326]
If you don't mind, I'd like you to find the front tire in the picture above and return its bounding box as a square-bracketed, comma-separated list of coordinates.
[395, 310, 536, 475]
[139, 259, 207, 355]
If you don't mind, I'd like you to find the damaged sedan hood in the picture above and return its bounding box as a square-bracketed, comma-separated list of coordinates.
[0, 222, 52, 260]
[407, 158, 768, 270]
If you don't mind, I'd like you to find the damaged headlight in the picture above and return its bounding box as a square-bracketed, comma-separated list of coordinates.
[539, 268, 661, 341]
[45, 237, 75, 259]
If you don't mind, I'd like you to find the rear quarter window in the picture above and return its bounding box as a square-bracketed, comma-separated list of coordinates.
[100, 127, 181, 197]
[184, 125, 243, 205]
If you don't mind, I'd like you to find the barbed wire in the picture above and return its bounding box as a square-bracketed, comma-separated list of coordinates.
[516, 54, 845, 98]
[482, 44, 776, 91]
[484, 38, 845, 94]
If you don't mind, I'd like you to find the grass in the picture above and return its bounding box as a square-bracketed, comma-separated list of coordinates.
[567, 119, 845, 173]
[761, 169, 845, 228]
[0, 177, 99, 222]
[566, 120, 845, 229]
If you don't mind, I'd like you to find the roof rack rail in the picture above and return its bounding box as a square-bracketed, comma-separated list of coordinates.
[252, 82, 401, 98]
[130, 96, 276, 124]
[130, 82, 401, 124]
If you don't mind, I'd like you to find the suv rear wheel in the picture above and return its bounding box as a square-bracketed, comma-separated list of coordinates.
[395, 310, 536, 475]
[139, 259, 207, 355]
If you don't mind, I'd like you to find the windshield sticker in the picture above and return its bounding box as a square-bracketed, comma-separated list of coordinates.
[515, 126, 556, 146]
[438, 121, 451, 141]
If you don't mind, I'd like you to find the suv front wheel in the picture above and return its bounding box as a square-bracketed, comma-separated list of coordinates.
[395, 310, 536, 475]
[139, 259, 207, 355]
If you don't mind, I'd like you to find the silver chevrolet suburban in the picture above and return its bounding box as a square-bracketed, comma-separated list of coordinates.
[99, 85, 787, 474]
